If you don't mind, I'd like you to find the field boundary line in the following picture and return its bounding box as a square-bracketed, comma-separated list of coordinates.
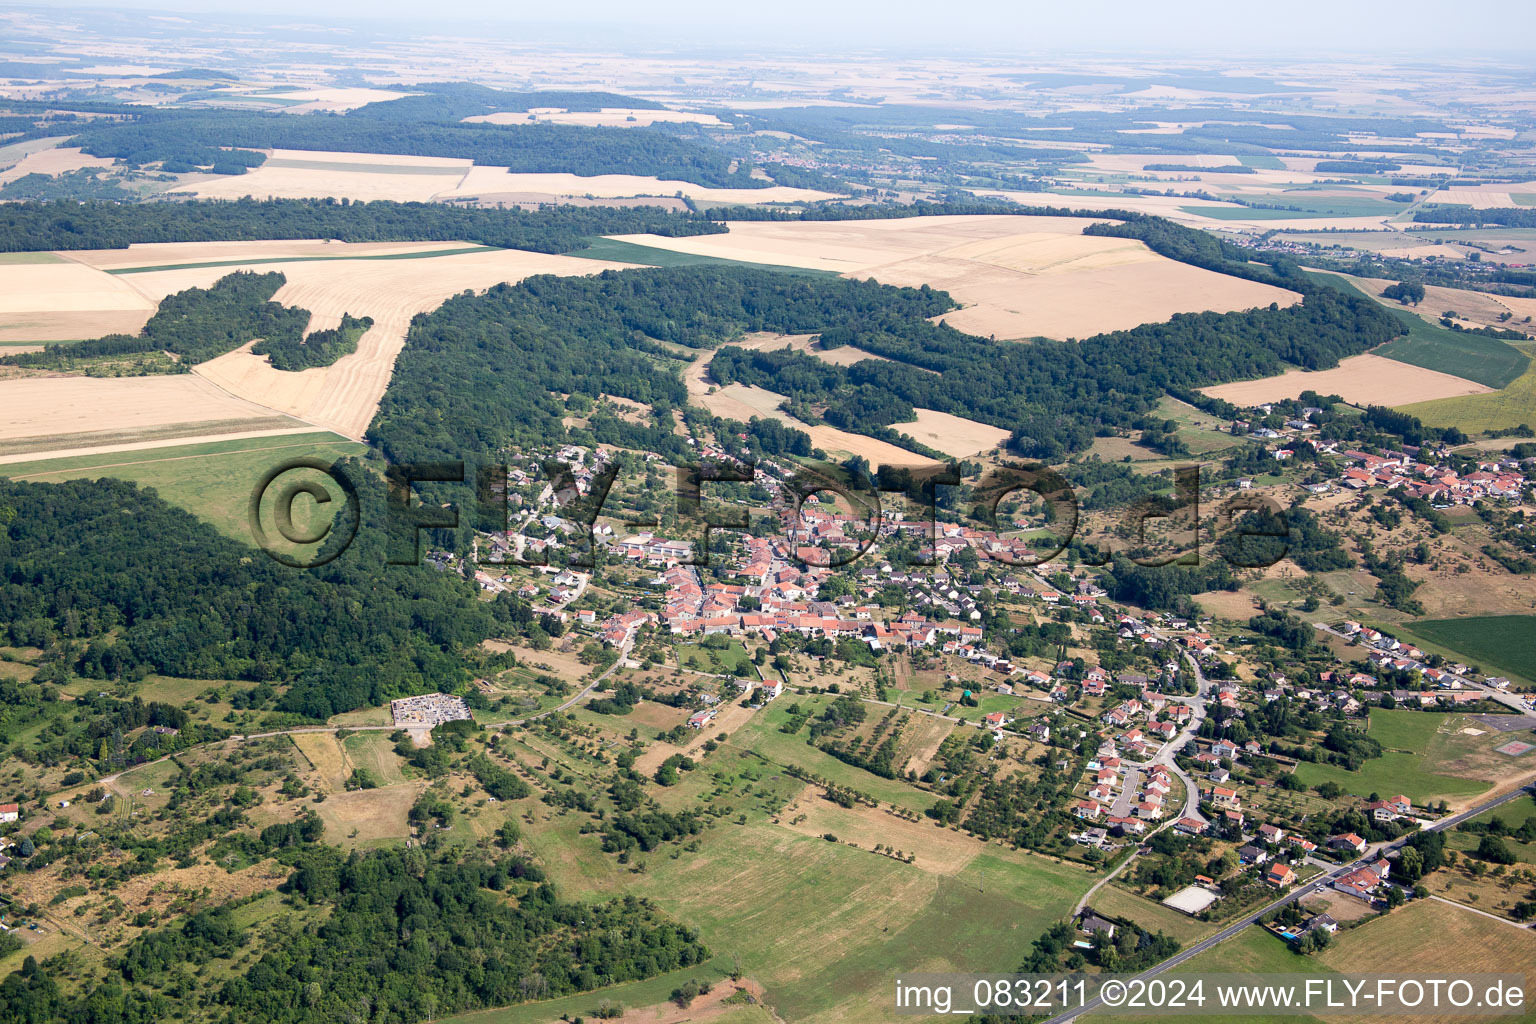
[1427, 894, 1532, 931]
[5, 439, 359, 478]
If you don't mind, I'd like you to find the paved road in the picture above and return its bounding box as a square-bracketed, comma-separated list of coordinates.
[1040, 780, 1535, 1023]
[1156, 648, 1212, 825]
[1076, 645, 1211, 912]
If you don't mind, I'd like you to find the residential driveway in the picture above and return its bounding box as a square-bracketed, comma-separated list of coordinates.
[1111, 767, 1143, 817]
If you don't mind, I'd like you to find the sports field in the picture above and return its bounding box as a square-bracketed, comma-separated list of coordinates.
[1291, 709, 1511, 807]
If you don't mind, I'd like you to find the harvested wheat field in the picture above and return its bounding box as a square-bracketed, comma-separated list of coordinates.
[682, 347, 931, 467]
[1201, 352, 1493, 407]
[1431, 181, 1536, 209]
[725, 331, 898, 368]
[64, 238, 473, 271]
[256, 86, 413, 112]
[1342, 274, 1536, 332]
[895, 408, 1010, 457]
[465, 108, 725, 128]
[0, 145, 116, 186]
[0, 374, 308, 460]
[0, 260, 156, 314]
[705, 382, 925, 466]
[439, 167, 836, 204]
[0, 309, 153, 343]
[611, 215, 1298, 339]
[971, 188, 1400, 232]
[170, 148, 472, 203]
[112, 246, 639, 439]
[170, 149, 834, 205]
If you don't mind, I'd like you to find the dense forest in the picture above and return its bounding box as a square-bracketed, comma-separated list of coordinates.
[370, 226, 1402, 482]
[254, 312, 373, 371]
[346, 83, 665, 121]
[0, 197, 723, 253]
[708, 266, 1400, 459]
[0, 476, 517, 719]
[65, 106, 762, 187]
[0, 847, 707, 1024]
[0, 272, 358, 373]
[1413, 205, 1536, 228]
[726, 104, 1454, 161]
[368, 266, 955, 469]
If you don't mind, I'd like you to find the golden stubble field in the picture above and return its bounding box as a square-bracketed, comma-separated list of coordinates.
[0, 374, 309, 460]
[438, 166, 837, 204]
[610, 214, 1299, 340]
[166, 148, 837, 205]
[703, 332, 1000, 458]
[681, 343, 935, 467]
[114, 246, 643, 439]
[1201, 352, 1494, 406]
[971, 187, 1405, 233]
[0, 242, 641, 454]
[0, 144, 116, 187]
[465, 107, 725, 128]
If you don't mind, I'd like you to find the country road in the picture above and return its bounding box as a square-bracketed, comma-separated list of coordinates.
[1040, 780, 1535, 1023]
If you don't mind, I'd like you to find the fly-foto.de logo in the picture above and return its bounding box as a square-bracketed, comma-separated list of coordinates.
[249, 454, 1290, 572]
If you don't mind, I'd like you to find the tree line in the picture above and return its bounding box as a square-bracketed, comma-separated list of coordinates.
[0, 271, 314, 371]
[0, 196, 723, 254]
[0, 847, 708, 1024]
[0, 475, 529, 719]
[66, 107, 762, 187]
[708, 266, 1400, 460]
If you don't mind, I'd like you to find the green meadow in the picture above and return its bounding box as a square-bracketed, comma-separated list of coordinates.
[0, 431, 365, 541]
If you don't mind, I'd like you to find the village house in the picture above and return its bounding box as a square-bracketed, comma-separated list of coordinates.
[1204, 785, 1241, 808]
[1304, 913, 1338, 935]
[1328, 832, 1368, 855]
[1334, 860, 1390, 902]
[1238, 843, 1270, 865]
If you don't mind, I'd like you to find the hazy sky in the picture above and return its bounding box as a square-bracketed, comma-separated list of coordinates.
[48, 0, 1536, 55]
